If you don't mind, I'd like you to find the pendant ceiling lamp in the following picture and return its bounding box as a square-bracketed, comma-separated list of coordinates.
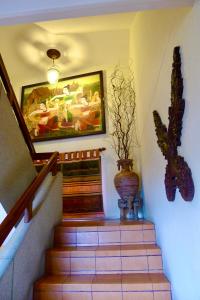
[46, 48, 61, 84]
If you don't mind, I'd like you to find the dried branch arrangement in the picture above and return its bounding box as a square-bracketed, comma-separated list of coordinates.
[109, 65, 138, 161]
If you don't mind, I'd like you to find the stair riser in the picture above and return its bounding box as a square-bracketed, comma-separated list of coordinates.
[34, 290, 171, 300]
[54, 229, 156, 246]
[34, 220, 171, 300]
[34, 273, 171, 299]
[46, 254, 163, 275]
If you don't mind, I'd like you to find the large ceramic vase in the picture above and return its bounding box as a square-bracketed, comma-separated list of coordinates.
[114, 159, 139, 200]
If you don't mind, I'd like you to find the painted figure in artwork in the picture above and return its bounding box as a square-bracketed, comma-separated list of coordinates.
[21, 71, 105, 141]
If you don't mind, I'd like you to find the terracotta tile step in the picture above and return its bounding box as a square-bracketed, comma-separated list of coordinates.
[54, 220, 156, 246]
[58, 219, 154, 231]
[46, 244, 163, 275]
[34, 273, 171, 300]
[47, 244, 161, 256]
[63, 212, 105, 221]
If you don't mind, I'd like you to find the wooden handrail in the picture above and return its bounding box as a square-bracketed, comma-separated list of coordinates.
[0, 152, 58, 247]
[0, 54, 35, 156]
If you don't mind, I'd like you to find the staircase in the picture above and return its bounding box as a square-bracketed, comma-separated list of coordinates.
[34, 218, 171, 300]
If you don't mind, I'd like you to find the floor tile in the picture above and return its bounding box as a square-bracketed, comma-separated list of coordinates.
[46, 257, 70, 275]
[154, 291, 171, 300]
[92, 274, 122, 291]
[122, 273, 152, 291]
[122, 256, 148, 272]
[98, 231, 120, 244]
[120, 244, 147, 256]
[77, 232, 98, 245]
[146, 245, 161, 255]
[143, 230, 156, 243]
[98, 223, 120, 232]
[121, 231, 143, 244]
[71, 257, 95, 272]
[96, 245, 121, 256]
[70, 246, 96, 257]
[120, 224, 143, 231]
[123, 291, 154, 300]
[63, 291, 92, 300]
[92, 291, 122, 300]
[149, 273, 170, 291]
[96, 256, 121, 272]
[63, 275, 94, 292]
[148, 255, 163, 271]
[77, 226, 98, 232]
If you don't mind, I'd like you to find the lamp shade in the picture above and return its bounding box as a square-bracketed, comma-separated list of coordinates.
[47, 66, 59, 84]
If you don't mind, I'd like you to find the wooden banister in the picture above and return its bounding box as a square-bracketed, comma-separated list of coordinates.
[0, 54, 35, 156]
[33, 148, 106, 165]
[0, 152, 58, 247]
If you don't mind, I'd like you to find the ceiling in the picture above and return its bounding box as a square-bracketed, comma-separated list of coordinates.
[0, 0, 194, 26]
[0, 0, 194, 97]
[0, 12, 134, 91]
[37, 12, 136, 34]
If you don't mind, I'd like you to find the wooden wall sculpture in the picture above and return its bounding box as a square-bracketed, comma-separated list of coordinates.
[153, 46, 194, 201]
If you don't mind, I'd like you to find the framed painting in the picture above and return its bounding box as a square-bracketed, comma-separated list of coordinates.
[21, 70, 106, 142]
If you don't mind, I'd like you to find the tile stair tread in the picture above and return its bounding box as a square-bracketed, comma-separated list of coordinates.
[63, 212, 105, 221]
[59, 219, 154, 228]
[35, 273, 170, 292]
[34, 216, 171, 298]
[47, 244, 161, 255]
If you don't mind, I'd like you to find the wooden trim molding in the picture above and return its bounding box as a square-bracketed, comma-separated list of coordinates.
[33, 148, 106, 165]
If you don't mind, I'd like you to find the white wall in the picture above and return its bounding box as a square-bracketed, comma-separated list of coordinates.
[0, 20, 132, 218]
[30, 29, 130, 218]
[0, 78, 63, 300]
[130, 4, 200, 300]
[0, 82, 36, 213]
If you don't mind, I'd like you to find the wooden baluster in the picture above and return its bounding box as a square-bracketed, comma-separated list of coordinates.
[96, 149, 100, 158]
[52, 163, 58, 176]
[80, 151, 83, 159]
[70, 152, 73, 160]
[84, 151, 88, 160]
[65, 153, 68, 161]
[67, 153, 70, 161]
[60, 153, 65, 163]
[90, 150, 94, 158]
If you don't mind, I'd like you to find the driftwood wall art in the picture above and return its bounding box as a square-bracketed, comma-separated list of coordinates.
[153, 46, 194, 201]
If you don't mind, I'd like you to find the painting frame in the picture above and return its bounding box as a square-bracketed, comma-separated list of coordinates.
[21, 70, 106, 142]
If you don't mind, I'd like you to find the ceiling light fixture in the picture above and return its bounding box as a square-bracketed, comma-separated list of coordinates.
[46, 48, 61, 84]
